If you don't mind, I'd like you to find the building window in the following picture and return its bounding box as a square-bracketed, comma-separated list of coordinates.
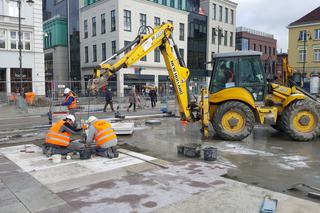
[229, 32, 233, 47]
[273, 48, 276, 55]
[93, 45, 97, 62]
[260, 45, 262, 51]
[170, 0, 174, 7]
[225, 8, 228, 23]
[85, 46, 88, 63]
[219, 6, 222, 22]
[236, 38, 248, 50]
[224, 31, 228, 46]
[0, 29, 6, 49]
[92, 17, 96, 36]
[162, 0, 167, 5]
[140, 13, 147, 33]
[102, 43, 106, 61]
[124, 10, 131, 31]
[298, 30, 306, 41]
[269, 46, 271, 55]
[101, 13, 106, 34]
[154, 47, 160, 62]
[141, 55, 147, 61]
[124, 40, 131, 54]
[315, 29, 320, 40]
[179, 48, 184, 60]
[264, 46, 267, 54]
[179, 23, 184, 41]
[154, 17, 160, 26]
[231, 9, 234, 24]
[314, 49, 320, 61]
[111, 40, 116, 54]
[253, 43, 256, 51]
[84, 19, 88, 38]
[10, 31, 18, 49]
[8, 2, 18, 17]
[212, 3, 216, 20]
[212, 28, 216, 44]
[23, 32, 31, 50]
[218, 29, 222, 45]
[111, 10, 116, 32]
[299, 50, 306, 62]
[178, 0, 182, 9]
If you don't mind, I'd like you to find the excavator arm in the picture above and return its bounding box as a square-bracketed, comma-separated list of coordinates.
[87, 23, 194, 120]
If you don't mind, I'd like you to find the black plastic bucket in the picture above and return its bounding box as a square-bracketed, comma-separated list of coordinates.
[202, 146, 217, 161]
[183, 145, 200, 158]
[79, 148, 92, 160]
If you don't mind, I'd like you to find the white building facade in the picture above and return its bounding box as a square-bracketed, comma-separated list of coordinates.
[80, 0, 188, 97]
[0, 0, 45, 97]
[200, 0, 237, 70]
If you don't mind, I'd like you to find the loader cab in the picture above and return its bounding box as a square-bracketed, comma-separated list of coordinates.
[209, 51, 266, 101]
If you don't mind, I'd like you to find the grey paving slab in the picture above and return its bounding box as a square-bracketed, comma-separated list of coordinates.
[0, 202, 30, 213]
[0, 181, 21, 207]
[35, 203, 78, 213]
[14, 183, 66, 212]
[1, 172, 41, 193]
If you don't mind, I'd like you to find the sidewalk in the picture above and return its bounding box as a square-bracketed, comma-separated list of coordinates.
[0, 144, 319, 213]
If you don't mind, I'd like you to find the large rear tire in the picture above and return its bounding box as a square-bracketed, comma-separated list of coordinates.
[212, 101, 255, 141]
[281, 99, 320, 141]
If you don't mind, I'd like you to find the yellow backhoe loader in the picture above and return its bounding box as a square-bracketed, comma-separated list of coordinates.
[88, 22, 320, 141]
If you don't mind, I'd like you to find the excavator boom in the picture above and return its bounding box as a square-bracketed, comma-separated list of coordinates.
[87, 23, 195, 120]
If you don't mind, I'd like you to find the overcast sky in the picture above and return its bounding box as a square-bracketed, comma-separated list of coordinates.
[233, 0, 319, 53]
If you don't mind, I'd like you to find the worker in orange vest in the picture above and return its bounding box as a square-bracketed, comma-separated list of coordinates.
[62, 88, 77, 115]
[43, 114, 84, 156]
[86, 116, 118, 158]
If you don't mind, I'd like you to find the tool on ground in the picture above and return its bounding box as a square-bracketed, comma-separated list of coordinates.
[118, 150, 169, 169]
[87, 21, 320, 142]
[260, 195, 277, 213]
[20, 145, 35, 153]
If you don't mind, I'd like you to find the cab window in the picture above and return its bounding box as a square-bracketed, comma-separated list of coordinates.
[210, 58, 237, 93]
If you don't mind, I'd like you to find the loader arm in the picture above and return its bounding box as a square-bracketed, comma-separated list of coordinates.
[87, 23, 192, 120]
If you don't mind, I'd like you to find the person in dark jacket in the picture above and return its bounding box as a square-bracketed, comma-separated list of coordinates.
[103, 88, 114, 112]
[149, 88, 157, 108]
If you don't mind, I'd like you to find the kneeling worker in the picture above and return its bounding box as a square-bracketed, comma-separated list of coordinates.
[44, 114, 84, 155]
[86, 116, 118, 158]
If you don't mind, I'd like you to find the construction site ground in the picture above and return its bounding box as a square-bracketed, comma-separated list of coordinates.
[0, 104, 320, 212]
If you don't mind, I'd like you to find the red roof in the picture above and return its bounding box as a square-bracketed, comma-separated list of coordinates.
[289, 6, 320, 26]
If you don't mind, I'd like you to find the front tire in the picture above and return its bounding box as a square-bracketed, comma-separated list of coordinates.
[212, 101, 255, 141]
[281, 100, 320, 141]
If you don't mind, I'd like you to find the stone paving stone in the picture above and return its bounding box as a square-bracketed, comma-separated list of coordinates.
[0, 180, 20, 207]
[0, 202, 30, 213]
[13, 183, 66, 212]
[35, 203, 79, 213]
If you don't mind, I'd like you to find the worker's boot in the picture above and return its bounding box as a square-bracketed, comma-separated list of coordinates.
[111, 146, 119, 158]
[106, 148, 114, 159]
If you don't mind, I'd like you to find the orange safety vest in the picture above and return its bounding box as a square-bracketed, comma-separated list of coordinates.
[65, 93, 77, 109]
[92, 120, 117, 147]
[45, 120, 70, 147]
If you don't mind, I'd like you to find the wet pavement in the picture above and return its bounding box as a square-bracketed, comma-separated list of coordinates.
[122, 118, 320, 201]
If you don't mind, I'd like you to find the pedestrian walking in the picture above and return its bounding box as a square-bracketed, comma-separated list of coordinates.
[103, 88, 114, 112]
[127, 87, 137, 112]
[149, 87, 157, 108]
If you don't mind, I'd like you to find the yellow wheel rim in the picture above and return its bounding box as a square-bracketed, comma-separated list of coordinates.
[292, 111, 316, 133]
[221, 111, 245, 133]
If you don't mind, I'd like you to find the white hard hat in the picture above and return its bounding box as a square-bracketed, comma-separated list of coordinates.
[66, 114, 75, 123]
[86, 116, 97, 124]
[64, 88, 71, 94]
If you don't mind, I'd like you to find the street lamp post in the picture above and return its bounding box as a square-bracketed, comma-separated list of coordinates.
[301, 31, 312, 87]
[8, 0, 34, 94]
[214, 26, 224, 53]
